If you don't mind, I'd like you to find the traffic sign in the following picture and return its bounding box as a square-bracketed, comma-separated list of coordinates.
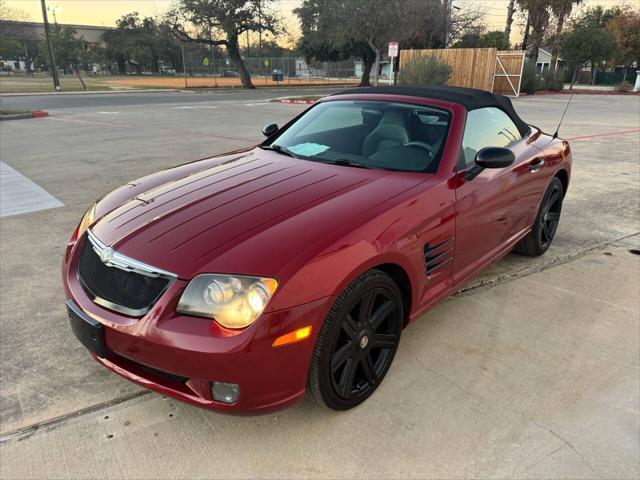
[388, 41, 399, 58]
[264, 59, 269, 67]
[203, 57, 209, 66]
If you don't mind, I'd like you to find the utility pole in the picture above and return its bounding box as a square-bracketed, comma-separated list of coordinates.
[258, 0, 262, 55]
[181, 43, 188, 88]
[40, 0, 60, 90]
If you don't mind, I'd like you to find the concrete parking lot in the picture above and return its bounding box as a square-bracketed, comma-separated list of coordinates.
[0, 89, 638, 479]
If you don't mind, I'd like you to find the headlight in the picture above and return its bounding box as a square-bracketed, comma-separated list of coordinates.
[177, 274, 278, 329]
[77, 203, 97, 239]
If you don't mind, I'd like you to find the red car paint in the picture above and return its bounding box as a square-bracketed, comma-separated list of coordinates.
[62, 93, 571, 413]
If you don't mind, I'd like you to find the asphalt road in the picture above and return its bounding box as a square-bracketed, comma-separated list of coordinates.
[0, 86, 343, 111]
[0, 90, 638, 479]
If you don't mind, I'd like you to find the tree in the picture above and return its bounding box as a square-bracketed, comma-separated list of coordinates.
[39, 26, 85, 72]
[568, 6, 623, 84]
[0, 3, 38, 72]
[517, 0, 552, 64]
[607, 9, 640, 82]
[505, 0, 516, 42]
[450, 31, 481, 48]
[549, 0, 583, 74]
[560, 25, 616, 87]
[295, 0, 377, 86]
[171, 0, 281, 89]
[102, 13, 162, 74]
[573, 5, 625, 30]
[318, 0, 425, 86]
[479, 30, 510, 50]
[0, 1, 29, 21]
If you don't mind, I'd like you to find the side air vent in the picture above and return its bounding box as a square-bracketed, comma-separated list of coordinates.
[424, 238, 454, 276]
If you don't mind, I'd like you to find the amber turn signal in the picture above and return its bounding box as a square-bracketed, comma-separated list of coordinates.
[272, 326, 312, 347]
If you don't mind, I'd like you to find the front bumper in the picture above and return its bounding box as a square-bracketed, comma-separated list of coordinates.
[63, 239, 333, 414]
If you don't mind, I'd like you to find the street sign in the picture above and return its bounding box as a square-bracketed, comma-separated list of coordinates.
[203, 57, 209, 66]
[388, 41, 399, 58]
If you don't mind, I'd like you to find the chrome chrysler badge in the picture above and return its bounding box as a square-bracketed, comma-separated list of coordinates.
[99, 247, 114, 264]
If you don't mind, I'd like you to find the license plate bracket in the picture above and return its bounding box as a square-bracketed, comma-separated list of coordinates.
[67, 300, 110, 358]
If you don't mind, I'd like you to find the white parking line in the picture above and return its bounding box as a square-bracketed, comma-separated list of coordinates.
[0, 162, 64, 217]
[171, 106, 218, 110]
[244, 103, 271, 106]
[96, 111, 119, 115]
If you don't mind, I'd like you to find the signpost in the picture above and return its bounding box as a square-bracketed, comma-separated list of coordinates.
[388, 41, 399, 85]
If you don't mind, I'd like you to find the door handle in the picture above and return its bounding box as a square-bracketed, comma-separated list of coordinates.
[529, 158, 545, 173]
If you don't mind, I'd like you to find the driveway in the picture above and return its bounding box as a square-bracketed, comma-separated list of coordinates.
[0, 91, 638, 479]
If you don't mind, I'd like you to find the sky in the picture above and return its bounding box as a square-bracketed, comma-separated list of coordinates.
[2, 0, 635, 46]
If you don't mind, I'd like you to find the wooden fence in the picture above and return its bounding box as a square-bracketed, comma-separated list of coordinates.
[399, 48, 525, 96]
[493, 50, 525, 96]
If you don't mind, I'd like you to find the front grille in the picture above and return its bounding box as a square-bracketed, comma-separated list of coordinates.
[78, 238, 170, 316]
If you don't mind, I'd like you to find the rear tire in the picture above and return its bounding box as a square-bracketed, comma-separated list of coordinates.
[514, 177, 564, 257]
[308, 270, 403, 410]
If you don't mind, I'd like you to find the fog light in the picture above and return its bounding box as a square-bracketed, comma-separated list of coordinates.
[212, 382, 239, 404]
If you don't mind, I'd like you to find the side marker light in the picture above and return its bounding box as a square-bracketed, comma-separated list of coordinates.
[272, 326, 312, 347]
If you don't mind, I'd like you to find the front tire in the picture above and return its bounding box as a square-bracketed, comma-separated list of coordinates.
[514, 177, 564, 257]
[308, 270, 403, 410]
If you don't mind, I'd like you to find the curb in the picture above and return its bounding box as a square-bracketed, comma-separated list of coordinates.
[0, 89, 181, 97]
[277, 98, 318, 104]
[0, 111, 49, 121]
[533, 90, 640, 96]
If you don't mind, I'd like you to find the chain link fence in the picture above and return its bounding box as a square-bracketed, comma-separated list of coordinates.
[176, 54, 360, 86]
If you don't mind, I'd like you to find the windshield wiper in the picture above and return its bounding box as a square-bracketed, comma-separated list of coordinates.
[259, 144, 300, 158]
[329, 159, 386, 170]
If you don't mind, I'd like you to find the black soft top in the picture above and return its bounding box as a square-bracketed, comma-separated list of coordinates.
[331, 85, 530, 136]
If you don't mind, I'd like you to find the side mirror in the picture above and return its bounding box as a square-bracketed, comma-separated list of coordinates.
[464, 147, 515, 181]
[475, 147, 515, 169]
[262, 123, 278, 137]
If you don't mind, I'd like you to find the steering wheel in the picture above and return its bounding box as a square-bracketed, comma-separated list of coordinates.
[403, 141, 437, 156]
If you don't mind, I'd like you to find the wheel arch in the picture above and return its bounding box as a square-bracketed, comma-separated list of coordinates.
[328, 254, 416, 329]
[372, 263, 413, 328]
[554, 168, 569, 197]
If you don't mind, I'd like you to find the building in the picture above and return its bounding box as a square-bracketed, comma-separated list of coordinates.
[536, 47, 566, 73]
[0, 20, 112, 45]
[354, 60, 393, 83]
[0, 20, 113, 72]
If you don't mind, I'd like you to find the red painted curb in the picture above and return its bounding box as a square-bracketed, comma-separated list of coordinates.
[31, 111, 49, 118]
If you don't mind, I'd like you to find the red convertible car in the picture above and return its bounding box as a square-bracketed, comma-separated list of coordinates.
[63, 86, 571, 413]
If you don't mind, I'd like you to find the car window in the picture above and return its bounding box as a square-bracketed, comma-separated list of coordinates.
[461, 107, 522, 167]
[269, 100, 451, 173]
[296, 104, 363, 136]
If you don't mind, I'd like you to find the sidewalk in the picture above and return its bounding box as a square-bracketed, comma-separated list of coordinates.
[2, 240, 638, 479]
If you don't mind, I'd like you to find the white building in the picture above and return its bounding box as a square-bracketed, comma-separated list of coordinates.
[536, 48, 565, 73]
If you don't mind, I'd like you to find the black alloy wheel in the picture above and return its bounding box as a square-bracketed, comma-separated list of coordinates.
[514, 177, 564, 257]
[308, 270, 403, 410]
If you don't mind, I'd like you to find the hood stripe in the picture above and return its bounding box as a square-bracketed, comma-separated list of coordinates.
[106, 156, 260, 224]
[114, 162, 285, 231]
[169, 172, 338, 253]
[147, 168, 316, 247]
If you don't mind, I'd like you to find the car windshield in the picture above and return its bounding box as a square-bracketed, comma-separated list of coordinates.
[266, 100, 451, 173]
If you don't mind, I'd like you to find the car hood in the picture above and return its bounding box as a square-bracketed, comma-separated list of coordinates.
[92, 149, 427, 279]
